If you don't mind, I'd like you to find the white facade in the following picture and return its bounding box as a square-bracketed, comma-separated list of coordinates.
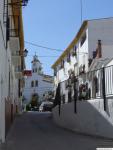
[52, 18, 113, 102]
[53, 99, 113, 139]
[23, 55, 53, 104]
[0, 0, 24, 143]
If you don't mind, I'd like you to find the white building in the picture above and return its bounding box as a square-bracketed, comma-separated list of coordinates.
[23, 55, 53, 105]
[88, 57, 113, 100]
[52, 18, 113, 103]
[0, 0, 27, 143]
[52, 18, 113, 139]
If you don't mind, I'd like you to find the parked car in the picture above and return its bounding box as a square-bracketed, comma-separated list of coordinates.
[31, 106, 38, 111]
[39, 101, 53, 112]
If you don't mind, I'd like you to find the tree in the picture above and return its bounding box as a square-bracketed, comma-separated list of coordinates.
[30, 94, 39, 107]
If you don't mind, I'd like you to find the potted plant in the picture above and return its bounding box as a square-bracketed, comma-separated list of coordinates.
[72, 51, 77, 57]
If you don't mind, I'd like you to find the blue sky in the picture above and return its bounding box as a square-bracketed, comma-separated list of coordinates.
[23, 0, 113, 75]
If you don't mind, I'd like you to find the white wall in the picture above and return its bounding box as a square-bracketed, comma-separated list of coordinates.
[53, 99, 113, 139]
[0, 0, 21, 142]
[23, 73, 53, 104]
[77, 28, 89, 72]
[106, 58, 113, 67]
[56, 18, 113, 80]
[54, 26, 89, 87]
[56, 55, 77, 83]
[102, 45, 113, 59]
[0, 17, 7, 143]
[88, 18, 113, 58]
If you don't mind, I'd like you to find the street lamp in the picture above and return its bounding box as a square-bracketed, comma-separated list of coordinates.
[23, 49, 28, 57]
[22, 0, 29, 6]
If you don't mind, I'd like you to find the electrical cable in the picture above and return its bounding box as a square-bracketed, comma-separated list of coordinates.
[25, 41, 64, 52]
[27, 55, 59, 58]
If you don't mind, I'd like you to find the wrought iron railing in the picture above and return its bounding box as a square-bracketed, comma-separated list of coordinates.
[3, 0, 29, 47]
[59, 65, 113, 104]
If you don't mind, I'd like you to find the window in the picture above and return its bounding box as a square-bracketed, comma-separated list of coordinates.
[74, 45, 77, 51]
[61, 60, 64, 68]
[72, 45, 77, 56]
[80, 32, 86, 47]
[67, 53, 71, 62]
[31, 81, 34, 87]
[93, 51, 96, 59]
[35, 68, 37, 72]
[54, 68, 57, 76]
[39, 67, 42, 71]
[35, 80, 38, 87]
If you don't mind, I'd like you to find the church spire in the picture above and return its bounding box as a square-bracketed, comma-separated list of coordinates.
[31, 53, 43, 74]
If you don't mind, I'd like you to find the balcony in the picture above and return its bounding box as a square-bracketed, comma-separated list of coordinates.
[9, 0, 29, 6]
[79, 64, 85, 75]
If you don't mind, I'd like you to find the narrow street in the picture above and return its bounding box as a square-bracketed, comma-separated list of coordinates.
[0, 112, 113, 150]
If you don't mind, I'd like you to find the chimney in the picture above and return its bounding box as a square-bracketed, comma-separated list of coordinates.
[96, 40, 102, 58]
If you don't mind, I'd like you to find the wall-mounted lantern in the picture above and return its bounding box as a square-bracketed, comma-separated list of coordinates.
[23, 49, 28, 57]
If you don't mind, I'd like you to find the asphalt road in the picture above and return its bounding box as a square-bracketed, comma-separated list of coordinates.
[0, 112, 113, 150]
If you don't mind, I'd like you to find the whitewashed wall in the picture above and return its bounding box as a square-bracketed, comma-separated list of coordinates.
[54, 27, 88, 88]
[0, 0, 20, 142]
[105, 60, 113, 97]
[53, 99, 113, 139]
[88, 18, 113, 58]
[77, 28, 89, 72]
[23, 73, 53, 104]
[0, 12, 7, 143]
[54, 18, 113, 104]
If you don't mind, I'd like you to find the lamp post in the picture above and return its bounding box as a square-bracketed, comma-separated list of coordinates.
[23, 49, 28, 57]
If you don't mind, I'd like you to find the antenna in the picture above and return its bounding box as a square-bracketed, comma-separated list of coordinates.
[80, 0, 83, 24]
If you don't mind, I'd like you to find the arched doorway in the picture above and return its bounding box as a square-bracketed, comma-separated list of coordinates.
[30, 93, 39, 108]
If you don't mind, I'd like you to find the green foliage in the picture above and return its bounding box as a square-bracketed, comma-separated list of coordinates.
[26, 104, 31, 111]
[30, 94, 39, 107]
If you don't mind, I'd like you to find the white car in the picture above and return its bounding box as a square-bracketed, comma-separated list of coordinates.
[39, 105, 43, 112]
[39, 101, 53, 112]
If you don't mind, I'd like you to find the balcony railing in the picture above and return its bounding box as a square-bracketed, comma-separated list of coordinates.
[8, 0, 29, 6]
[3, 0, 29, 47]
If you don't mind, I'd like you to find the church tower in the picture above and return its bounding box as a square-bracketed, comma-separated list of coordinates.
[31, 54, 43, 74]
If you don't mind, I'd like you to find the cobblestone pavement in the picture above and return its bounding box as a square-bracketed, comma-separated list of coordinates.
[0, 112, 113, 150]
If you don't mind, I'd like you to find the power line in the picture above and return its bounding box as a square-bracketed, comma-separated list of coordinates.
[25, 41, 64, 52]
[27, 55, 59, 58]
[80, 0, 83, 24]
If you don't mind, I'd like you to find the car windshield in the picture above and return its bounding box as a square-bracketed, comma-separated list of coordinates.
[40, 102, 53, 107]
